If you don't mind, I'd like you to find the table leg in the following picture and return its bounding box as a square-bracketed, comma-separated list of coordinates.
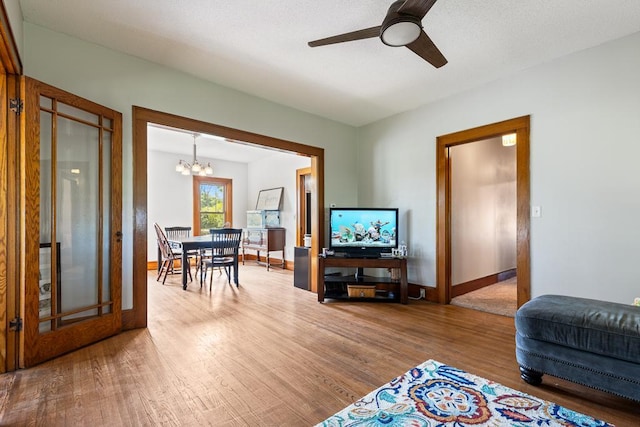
[233, 257, 239, 286]
[182, 250, 188, 290]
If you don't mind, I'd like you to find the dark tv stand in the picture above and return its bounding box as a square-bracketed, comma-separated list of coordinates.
[318, 256, 408, 304]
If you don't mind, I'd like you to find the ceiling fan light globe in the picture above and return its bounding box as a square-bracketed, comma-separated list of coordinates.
[381, 21, 421, 47]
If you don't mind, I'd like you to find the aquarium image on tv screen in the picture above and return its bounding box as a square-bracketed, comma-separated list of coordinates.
[329, 208, 398, 254]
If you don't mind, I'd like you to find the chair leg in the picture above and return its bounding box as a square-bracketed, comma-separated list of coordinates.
[200, 262, 208, 287]
[161, 260, 170, 285]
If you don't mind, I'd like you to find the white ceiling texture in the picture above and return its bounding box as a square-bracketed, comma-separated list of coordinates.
[19, 0, 640, 160]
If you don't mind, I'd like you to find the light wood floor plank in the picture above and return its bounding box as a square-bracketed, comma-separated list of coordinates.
[0, 265, 638, 425]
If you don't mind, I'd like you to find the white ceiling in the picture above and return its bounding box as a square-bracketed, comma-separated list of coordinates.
[147, 125, 282, 163]
[18, 0, 640, 127]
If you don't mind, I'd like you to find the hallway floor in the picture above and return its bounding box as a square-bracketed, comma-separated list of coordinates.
[450, 276, 517, 317]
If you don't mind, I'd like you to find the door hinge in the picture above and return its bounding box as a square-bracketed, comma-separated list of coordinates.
[9, 98, 24, 114]
[9, 317, 23, 332]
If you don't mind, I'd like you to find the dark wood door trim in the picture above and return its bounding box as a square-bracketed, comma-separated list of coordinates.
[296, 167, 311, 247]
[130, 107, 325, 328]
[436, 116, 530, 307]
[1, 0, 22, 373]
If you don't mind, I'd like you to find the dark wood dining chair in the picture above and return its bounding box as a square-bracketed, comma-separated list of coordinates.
[197, 222, 233, 280]
[165, 226, 191, 240]
[166, 225, 203, 272]
[154, 223, 193, 284]
[201, 228, 243, 291]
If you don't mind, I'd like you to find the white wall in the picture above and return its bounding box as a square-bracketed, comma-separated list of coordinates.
[148, 148, 310, 263]
[22, 23, 358, 309]
[358, 32, 640, 304]
[247, 153, 311, 261]
[450, 137, 516, 285]
[3, 0, 23, 59]
[147, 150, 249, 261]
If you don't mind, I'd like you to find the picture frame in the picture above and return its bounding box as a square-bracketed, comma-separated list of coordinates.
[255, 187, 283, 210]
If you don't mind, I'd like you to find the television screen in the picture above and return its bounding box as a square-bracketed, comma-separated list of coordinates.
[329, 208, 398, 256]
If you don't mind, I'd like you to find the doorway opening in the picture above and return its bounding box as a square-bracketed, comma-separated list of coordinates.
[130, 107, 324, 329]
[436, 116, 530, 310]
[296, 167, 312, 247]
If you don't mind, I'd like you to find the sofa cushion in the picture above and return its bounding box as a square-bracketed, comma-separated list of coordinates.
[515, 295, 640, 364]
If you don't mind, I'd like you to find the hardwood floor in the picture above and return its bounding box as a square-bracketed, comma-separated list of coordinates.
[1, 265, 638, 426]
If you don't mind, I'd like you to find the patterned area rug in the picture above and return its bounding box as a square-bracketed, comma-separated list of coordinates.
[317, 360, 612, 427]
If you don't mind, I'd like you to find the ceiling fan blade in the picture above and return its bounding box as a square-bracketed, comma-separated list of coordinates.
[397, 0, 438, 19]
[308, 26, 381, 47]
[406, 30, 447, 68]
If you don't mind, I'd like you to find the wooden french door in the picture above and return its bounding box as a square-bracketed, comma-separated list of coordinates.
[22, 77, 123, 367]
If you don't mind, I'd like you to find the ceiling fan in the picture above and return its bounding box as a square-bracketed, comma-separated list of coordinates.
[308, 0, 447, 68]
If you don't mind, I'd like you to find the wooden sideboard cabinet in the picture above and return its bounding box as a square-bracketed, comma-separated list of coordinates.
[241, 227, 285, 271]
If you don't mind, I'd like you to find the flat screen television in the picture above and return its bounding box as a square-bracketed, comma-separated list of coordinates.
[329, 207, 398, 258]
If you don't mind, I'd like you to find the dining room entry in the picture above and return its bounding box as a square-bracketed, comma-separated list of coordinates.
[131, 107, 325, 329]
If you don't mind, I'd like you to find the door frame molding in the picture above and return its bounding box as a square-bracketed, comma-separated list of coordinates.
[296, 167, 311, 247]
[130, 107, 324, 328]
[436, 115, 531, 307]
[1, 0, 23, 373]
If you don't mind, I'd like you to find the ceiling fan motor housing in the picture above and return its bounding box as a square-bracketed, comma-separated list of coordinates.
[380, 0, 423, 46]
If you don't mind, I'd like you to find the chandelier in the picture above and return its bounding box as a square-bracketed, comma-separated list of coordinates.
[175, 134, 214, 176]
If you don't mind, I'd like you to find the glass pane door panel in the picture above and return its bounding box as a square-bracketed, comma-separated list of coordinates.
[39, 111, 54, 331]
[102, 130, 112, 309]
[57, 102, 100, 125]
[39, 95, 52, 109]
[40, 111, 52, 243]
[56, 116, 101, 317]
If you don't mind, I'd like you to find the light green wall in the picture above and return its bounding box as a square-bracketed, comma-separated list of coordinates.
[22, 22, 358, 308]
[357, 31, 640, 304]
[16, 12, 640, 306]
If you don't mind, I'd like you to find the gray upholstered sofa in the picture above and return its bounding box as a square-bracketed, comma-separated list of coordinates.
[515, 294, 640, 402]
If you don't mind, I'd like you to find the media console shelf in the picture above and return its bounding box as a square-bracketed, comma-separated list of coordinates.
[317, 256, 408, 304]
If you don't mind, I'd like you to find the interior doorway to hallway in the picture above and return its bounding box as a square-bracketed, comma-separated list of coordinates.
[436, 116, 531, 310]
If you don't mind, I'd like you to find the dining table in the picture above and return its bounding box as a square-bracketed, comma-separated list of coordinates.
[170, 235, 240, 290]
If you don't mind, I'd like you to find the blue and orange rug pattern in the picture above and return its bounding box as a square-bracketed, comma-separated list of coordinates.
[317, 359, 612, 427]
